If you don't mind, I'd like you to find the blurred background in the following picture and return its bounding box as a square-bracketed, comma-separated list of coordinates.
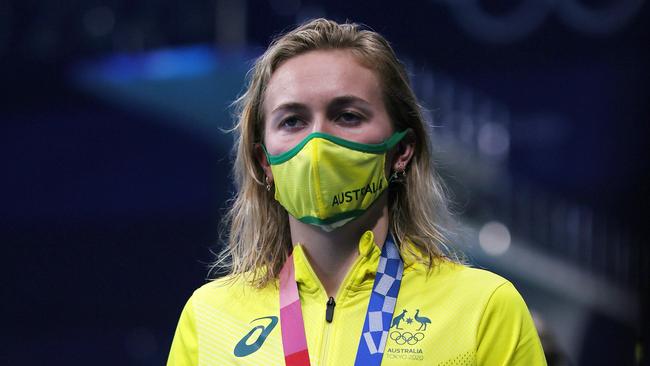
[1, 0, 648, 365]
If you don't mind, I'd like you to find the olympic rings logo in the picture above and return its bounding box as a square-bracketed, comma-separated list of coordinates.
[390, 331, 425, 345]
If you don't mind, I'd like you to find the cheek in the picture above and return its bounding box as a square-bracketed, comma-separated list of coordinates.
[260, 119, 277, 153]
[263, 128, 312, 156]
[262, 131, 294, 156]
[366, 115, 396, 144]
[264, 143, 283, 156]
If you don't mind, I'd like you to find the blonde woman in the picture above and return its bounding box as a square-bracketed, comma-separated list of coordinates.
[168, 18, 546, 365]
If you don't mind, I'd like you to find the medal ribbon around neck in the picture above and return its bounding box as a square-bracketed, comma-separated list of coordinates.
[279, 233, 404, 366]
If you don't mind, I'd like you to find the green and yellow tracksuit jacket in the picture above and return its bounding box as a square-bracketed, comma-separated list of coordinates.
[168, 231, 547, 365]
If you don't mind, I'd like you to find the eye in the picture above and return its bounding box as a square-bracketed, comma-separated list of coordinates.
[337, 111, 363, 125]
[279, 115, 305, 130]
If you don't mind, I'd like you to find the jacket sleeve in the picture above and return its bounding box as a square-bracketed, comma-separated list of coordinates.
[476, 281, 547, 366]
[167, 295, 198, 366]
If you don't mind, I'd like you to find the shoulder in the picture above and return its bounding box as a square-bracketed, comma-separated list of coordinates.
[401, 239, 509, 296]
[439, 260, 508, 285]
[169, 275, 285, 365]
[435, 262, 530, 315]
[398, 259, 545, 363]
[423, 262, 545, 364]
[189, 273, 278, 307]
[407, 258, 511, 295]
[402, 259, 531, 326]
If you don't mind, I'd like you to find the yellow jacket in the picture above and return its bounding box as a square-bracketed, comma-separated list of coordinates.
[168, 231, 547, 365]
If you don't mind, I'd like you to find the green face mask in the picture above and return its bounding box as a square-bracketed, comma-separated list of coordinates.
[263, 130, 409, 231]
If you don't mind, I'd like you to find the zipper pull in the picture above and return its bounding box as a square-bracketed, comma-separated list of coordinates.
[325, 297, 336, 323]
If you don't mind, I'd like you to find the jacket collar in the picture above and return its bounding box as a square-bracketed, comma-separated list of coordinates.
[290, 230, 418, 295]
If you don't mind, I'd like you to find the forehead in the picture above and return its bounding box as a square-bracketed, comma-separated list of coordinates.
[263, 49, 384, 113]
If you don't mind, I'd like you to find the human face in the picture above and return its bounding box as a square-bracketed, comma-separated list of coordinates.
[261, 49, 394, 156]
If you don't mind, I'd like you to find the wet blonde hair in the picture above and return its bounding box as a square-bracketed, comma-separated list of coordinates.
[212, 18, 459, 287]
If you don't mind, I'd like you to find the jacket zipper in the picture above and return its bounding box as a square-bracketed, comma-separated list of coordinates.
[320, 317, 332, 366]
[319, 297, 336, 366]
[316, 254, 368, 366]
[325, 297, 336, 323]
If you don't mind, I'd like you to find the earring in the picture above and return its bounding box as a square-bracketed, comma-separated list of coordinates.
[389, 163, 406, 183]
[265, 176, 272, 191]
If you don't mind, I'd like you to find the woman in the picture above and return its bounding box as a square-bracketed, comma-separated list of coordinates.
[168, 18, 546, 365]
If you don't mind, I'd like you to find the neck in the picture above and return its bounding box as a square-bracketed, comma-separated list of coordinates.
[289, 193, 389, 297]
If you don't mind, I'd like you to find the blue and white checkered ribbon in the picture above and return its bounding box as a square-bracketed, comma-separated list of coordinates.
[354, 232, 404, 366]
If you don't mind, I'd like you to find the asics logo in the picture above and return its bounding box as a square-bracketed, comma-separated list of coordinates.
[233, 316, 278, 357]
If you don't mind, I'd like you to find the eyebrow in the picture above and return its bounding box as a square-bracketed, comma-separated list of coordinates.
[327, 95, 373, 114]
[270, 95, 374, 122]
[268, 103, 310, 126]
[271, 102, 310, 116]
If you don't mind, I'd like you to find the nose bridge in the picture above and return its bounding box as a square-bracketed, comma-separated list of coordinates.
[310, 111, 332, 135]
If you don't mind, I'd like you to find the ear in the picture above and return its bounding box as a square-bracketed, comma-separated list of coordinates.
[254, 143, 274, 184]
[391, 130, 416, 172]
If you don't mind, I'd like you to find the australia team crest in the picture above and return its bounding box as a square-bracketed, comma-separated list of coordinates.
[386, 308, 431, 361]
